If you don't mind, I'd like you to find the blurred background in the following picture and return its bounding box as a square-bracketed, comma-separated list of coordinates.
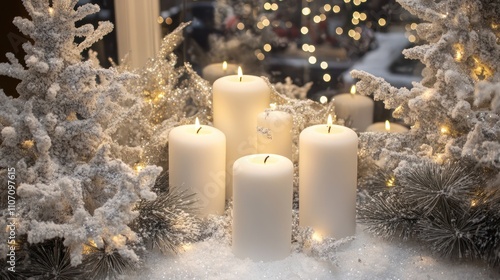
[1, 0, 424, 122]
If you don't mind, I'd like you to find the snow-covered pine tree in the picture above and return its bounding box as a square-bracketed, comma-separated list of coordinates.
[0, 0, 161, 265]
[352, 0, 500, 171]
[352, 0, 500, 264]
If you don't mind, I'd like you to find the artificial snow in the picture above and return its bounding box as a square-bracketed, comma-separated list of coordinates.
[130, 225, 499, 280]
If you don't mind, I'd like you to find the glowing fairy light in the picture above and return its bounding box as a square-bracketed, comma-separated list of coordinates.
[386, 176, 396, 187]
[320, 96, 328, 104]
[263, 43, 272, 52]
[440, 126, 449, 134]
[453, 44, 465, 62]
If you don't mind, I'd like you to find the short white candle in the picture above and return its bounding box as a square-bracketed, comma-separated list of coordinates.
[168, 118, 226, 218]
[299, 115, 358, 239]
[333, 85, 374, 132]
[256, 104, 293, 161]
[232, 154, 293, 261]
[365, 120, 409, 133]
[202, 61, 239, 84]
[213, 67, 270, 198]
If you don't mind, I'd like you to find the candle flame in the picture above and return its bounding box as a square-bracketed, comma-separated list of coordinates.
[195, 117, 201, 129]
[385, 120, 391, 131]
[327, 114, 333, 126]
[270, 103, 277, 110]
[222, 61, 228, 71]
[238, 66, 243, 81]
[350, 85, 356, 95]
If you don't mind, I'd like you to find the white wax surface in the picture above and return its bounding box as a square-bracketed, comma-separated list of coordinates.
[365, 122, 409, 133]
[333, 93, 374, 132]
[299, 124, 358, 239]
[256, 110, 293, 161]
[213, 75, 270, 198]
[232, 154, 293, 261]
[168, 124, 226, 218]
[202, 63, 239, 84]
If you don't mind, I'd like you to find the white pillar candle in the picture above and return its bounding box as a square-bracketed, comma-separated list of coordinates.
[168, 118, 226, 218]
[202, 61, 239, 84]
[366, 120, 409, 133]
[232, 154, 293, 261]
[256, 104, 293, 161]
[299, 115, 358, 239]
[213, 68, 270, 198]
[333, 86, 374, 132]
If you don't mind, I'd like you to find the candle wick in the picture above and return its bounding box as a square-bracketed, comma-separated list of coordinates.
[196, 127, 202, 134]
[328, 126, 332, 133]
[239, 76, 242, 82]
[264, 155, 270, 164]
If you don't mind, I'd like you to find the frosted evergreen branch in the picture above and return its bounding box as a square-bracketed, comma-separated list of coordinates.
[77, 21, 113, 52]
[73, 3, 100, 22]
[350, 70, 413, 110]
[20, 0, 39, 19]
[396, 0, 446, 22]
[74, 24, 94, 38]
[0, 63, 26, 80]
[12, 17, 34, 38]
[158, 22, 191, 58]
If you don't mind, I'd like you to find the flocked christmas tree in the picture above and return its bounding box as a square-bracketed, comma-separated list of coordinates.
[352, 0, 500, 265]
[0, 0, 162, 272]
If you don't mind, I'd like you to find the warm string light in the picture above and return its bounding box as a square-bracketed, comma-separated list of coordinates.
[472, 56, 493, 80]
[270, 103, 277, 110]
[48, 7, 54, 16]
[21, 140, 34, 149]
[134, 163, 145, 172]
[319, 96, 328, 104]
[312, 232, 323, 242]
[440, 126, 449, 135]
[453, 43, 465, 62]
[386, 176, 396, 187]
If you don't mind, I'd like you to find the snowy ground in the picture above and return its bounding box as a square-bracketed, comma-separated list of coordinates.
[127, 225, 499, 280]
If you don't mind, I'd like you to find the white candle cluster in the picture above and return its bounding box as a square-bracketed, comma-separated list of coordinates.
[169, 67, 360, 261]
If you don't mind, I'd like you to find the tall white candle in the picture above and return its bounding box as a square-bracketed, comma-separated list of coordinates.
[299, 115, 358, 239]
[168, 118, 226, 218]
[213, 68, 270, 198]
[202, 61, 239, 84]
[256, 104, 293, 161]
[232, 154, 293, 261]
[366, 120, 409, 133]
[333, 86, 374, 132]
